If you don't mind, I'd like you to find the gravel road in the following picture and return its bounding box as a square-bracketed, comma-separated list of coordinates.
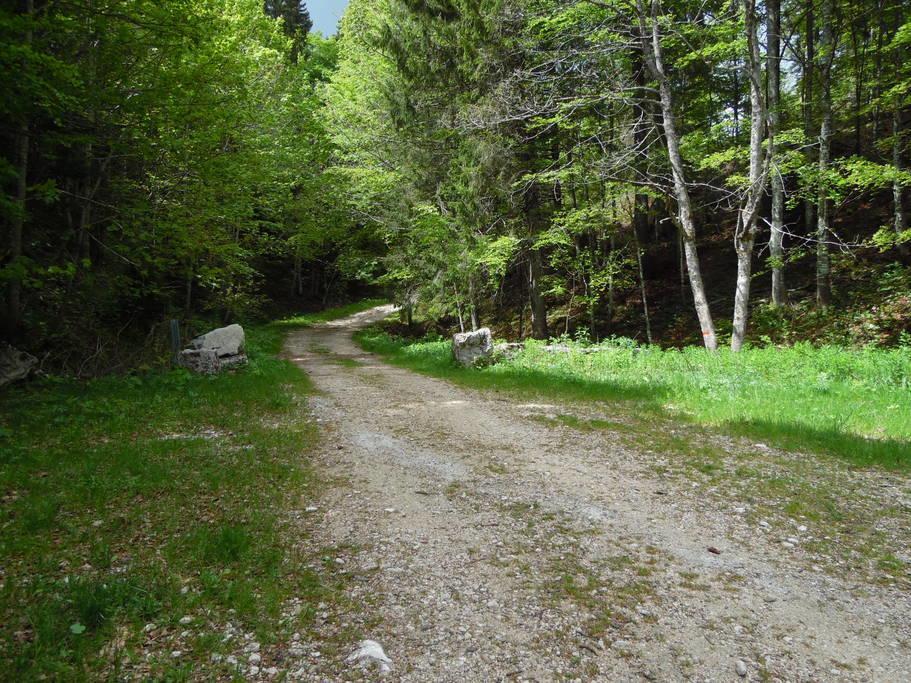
[282, 305, 911, 682]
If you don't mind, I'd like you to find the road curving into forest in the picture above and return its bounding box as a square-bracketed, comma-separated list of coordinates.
[283, 305, 910, 682]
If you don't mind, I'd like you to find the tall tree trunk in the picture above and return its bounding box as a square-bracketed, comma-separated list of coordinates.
[6, 0, 33, 333]
[678, 229, 686, 301]
[632, 47, 652, 248]
[78, 150, 93, 260]
[849, 19, 867, 155]
[453, 286, 465, 332]
[8, 125, 28, 333]
[606, 234, 615, 328]
[79, 2, 98, 262]
[804, 7, 817, 238]
[293, 255, 303, 295]
[732, 68, 740, 138]
[633, 231, 653, 344]
[184, 268, 193, 313]
[528, 249, 548, 339]
[637, 0, 717, 350]
[517, 301, 526, 340]
[816, 0, 834, 307]
[468, 276, 479, 331]
[871, 0, 886, 140]
[585, 276, 597, 341]
[731, 0, 769, 351]
[767, 0, 787, 306]
[894, 109, 908, 256]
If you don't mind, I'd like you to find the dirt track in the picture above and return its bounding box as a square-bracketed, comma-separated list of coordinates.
[283, 306, 910, 682]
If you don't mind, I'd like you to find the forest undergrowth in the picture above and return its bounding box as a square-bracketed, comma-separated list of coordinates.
[0, 303, 375, 679]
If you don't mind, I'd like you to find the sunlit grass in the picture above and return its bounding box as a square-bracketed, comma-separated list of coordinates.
[355, 330, 911, 469]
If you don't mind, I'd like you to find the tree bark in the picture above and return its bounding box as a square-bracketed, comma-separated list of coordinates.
[184, 268, 193, 313]
[454, 286, 465, 333]
[8, 125, 28, 333]
[816, 0, 834, 307]
[804, 7, 817, 239]
[633, 232, 653, 344]
[637, 0, 717, 350]
[632, 47, 652, 247]
[6, 0, 33, 332]
[731, 0, 769, 352]
[894, 109, 908, 256]
[678, 229, 686, 301]
[293, 255, 303, 295]
[468, 276, 479, 331]
[849, 19, 867, 155]
[528, 249, 548, 339]
[606, 233, 615, 328]
[767, 0, 787, 306]
[871, 0, 886, 141]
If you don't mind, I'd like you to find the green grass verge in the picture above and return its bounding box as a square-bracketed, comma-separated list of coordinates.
[354, 329, 911, 469]
[0, 310, 359, 679]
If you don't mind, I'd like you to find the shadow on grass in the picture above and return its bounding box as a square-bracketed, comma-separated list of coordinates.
[355, 329, 911, 472]
[722, 419, 911, 469]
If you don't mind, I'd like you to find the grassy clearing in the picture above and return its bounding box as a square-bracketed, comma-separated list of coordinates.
[355, 329, 911, 469]
[0, 305, 367, 679]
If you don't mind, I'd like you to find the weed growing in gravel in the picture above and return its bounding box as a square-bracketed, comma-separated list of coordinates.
[331, 357, 363, 368]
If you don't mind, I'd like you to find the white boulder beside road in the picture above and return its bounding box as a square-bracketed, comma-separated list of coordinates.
[452, 327, 493, 367]
[189, 323, 245, 357]
[180, 323, 247, 373]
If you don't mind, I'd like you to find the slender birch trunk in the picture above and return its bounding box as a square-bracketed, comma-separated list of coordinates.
[606, 233, 615, 327]
[816, 0, 834, 307]
[804, 8, 817, 241]
[633, 231, 653, 344]
[894, 109, 908, 256]
[731, 0, 769, 351]
[767, 0, 787, 305]
[454, 286, 466, 333]
[871, 0, 886, 141]
[637, 0, 717, 350]
[468, 276, 479, 331]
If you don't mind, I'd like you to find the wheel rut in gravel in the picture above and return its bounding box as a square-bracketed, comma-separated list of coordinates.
[284, 306, 911, 682]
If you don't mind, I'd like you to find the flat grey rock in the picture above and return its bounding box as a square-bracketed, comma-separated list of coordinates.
[180, 324, 247, 373]
[190, 323, 245, 357]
